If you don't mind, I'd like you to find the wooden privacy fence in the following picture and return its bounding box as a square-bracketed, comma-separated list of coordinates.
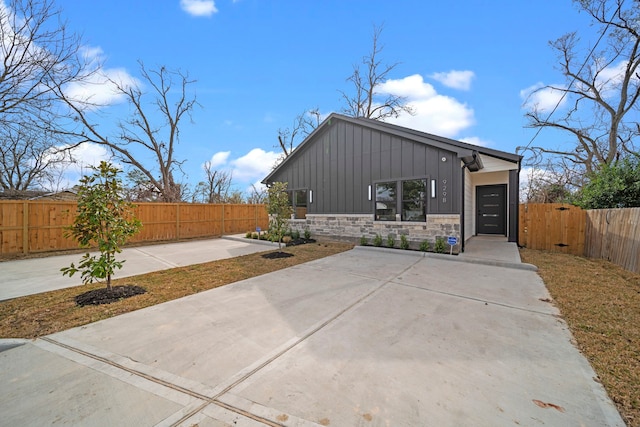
[584, 208, 640, 274]
[0, 201, 269, 256]
[519, 203, 640, 274]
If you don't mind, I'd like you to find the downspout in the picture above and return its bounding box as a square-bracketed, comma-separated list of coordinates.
[460, 162, 465, 253]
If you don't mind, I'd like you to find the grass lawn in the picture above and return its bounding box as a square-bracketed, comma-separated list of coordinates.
[520, 248, 640, 427]
[0, 241, 353, 339]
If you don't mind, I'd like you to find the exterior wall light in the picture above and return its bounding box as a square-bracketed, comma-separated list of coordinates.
[431, 179, 436, 198]
[368, 185, 372, 201]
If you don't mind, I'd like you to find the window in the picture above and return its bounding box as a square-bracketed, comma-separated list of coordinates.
[375, 182, 397, 221]
[295, 190, 307, 208]
[374, 178, 427, 222]
[402, 179, 426, 222]
[288, 189, 308, 219]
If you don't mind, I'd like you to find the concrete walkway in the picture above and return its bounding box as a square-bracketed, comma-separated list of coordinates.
[0, 240, 624, 426]
[0, 236, 278, 301]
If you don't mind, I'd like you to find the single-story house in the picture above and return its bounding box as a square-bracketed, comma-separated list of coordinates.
[262, 113, 521, 252]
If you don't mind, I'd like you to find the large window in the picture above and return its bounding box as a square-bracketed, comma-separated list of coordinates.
[375, 179, 426, 222]
[402, 179, 426, 221]
[375, 182, 397, 221]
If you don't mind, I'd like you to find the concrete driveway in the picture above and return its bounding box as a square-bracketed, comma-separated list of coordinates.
[0, 246, 624, 426]
[0, 236, 278, 301]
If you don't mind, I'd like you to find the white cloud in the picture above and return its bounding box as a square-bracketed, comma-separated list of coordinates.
[180, 0, 217, 17]
[206, 151, 230, 168]
[39, 143, 113, 190]
[65, 67, 140, 107]
[430, 70, 475, 91]
[230, 148, 280, 182]
[377, 74, 437, 99]
[377, 74, 475, 137]
[520, 82, 566, 113]
[459, 136, 491, 148]
[591, 59, 640, 98]
[64, 46, 139, 107]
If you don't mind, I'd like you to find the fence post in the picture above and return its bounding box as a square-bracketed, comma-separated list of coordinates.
[22, 201, 29, 254]
[221, 204, 225, 236]
[176, 203, 180, 240]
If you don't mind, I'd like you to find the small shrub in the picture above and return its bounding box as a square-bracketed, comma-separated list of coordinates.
[245, 231, 252, 238]
[373, 234, 383, 247]
[292, 230, 300, 240]
[282, 235, 292, 244]
[386, 234, 395, 248]
[251, 232, 259, 239]
[400, 234, 409, 250]
[360, 235, 368, 246]
[434, 237, 446, 253]
[304, 229, 311, 240]
[419, 240, 430, 252]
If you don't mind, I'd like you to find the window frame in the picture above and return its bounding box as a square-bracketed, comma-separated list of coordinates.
[287, 188, 308, 219]
[374, 181, 398, 221]
[373, 176, 428, 222]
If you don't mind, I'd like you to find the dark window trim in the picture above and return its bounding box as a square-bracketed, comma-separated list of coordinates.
[287, 188, 309, 219]
[373, 176, 429, 222]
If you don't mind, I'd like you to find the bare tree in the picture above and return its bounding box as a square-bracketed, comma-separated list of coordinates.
[0, 123, 71, 191]
[247, 183, 267, 204]
[0, 0, 91, 191]
[56, 62, 197, 202]
[276, 108, 321, 157]
[193, 161, 233, 203]
[340, 24, 413, 120]
[520, 160, 576, 203]
[522, 0, 640, 176]
[226, 189, 245, 204]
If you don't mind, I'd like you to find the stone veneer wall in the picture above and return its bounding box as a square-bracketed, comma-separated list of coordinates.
[288, 214, 461, 250]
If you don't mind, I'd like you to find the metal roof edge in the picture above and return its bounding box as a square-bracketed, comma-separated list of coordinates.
[262, 113, 521, 184]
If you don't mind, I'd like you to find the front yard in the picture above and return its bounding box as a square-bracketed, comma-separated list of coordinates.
[520, 248, 640, 427]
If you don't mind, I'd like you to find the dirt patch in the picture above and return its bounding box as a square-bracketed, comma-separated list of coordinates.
[75, 285, 147, 306]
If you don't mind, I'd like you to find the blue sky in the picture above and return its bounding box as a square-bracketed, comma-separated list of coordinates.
[50, 0, 597, 194]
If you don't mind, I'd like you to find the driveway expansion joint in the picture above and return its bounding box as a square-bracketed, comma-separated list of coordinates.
[392, 280, 559, 317]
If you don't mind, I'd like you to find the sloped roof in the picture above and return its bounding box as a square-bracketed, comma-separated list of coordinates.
[264, 113, 521, 183]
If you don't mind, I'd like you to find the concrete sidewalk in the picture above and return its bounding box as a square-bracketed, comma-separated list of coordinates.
[0, 247, 623, 426]
[0, 236, 278, 301]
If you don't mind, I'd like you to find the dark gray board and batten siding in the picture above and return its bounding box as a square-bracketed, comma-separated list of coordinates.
[265, 118, 462, 215]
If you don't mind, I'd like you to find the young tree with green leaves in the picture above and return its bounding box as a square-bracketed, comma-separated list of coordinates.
[61, 161, 142, 290]
[266, 182, 293, 252]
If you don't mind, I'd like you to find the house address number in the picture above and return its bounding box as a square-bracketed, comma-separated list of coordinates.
[442, 179, 447, 203]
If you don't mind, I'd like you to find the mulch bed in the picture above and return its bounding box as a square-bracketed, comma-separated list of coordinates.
[286, 238, 316, 246]
[75, 285, 147, 306]
[261, 251, 294, 259]
[260, 238, 317, 259]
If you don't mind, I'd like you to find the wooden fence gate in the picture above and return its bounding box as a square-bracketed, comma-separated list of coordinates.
[518, 203, 586, 256]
